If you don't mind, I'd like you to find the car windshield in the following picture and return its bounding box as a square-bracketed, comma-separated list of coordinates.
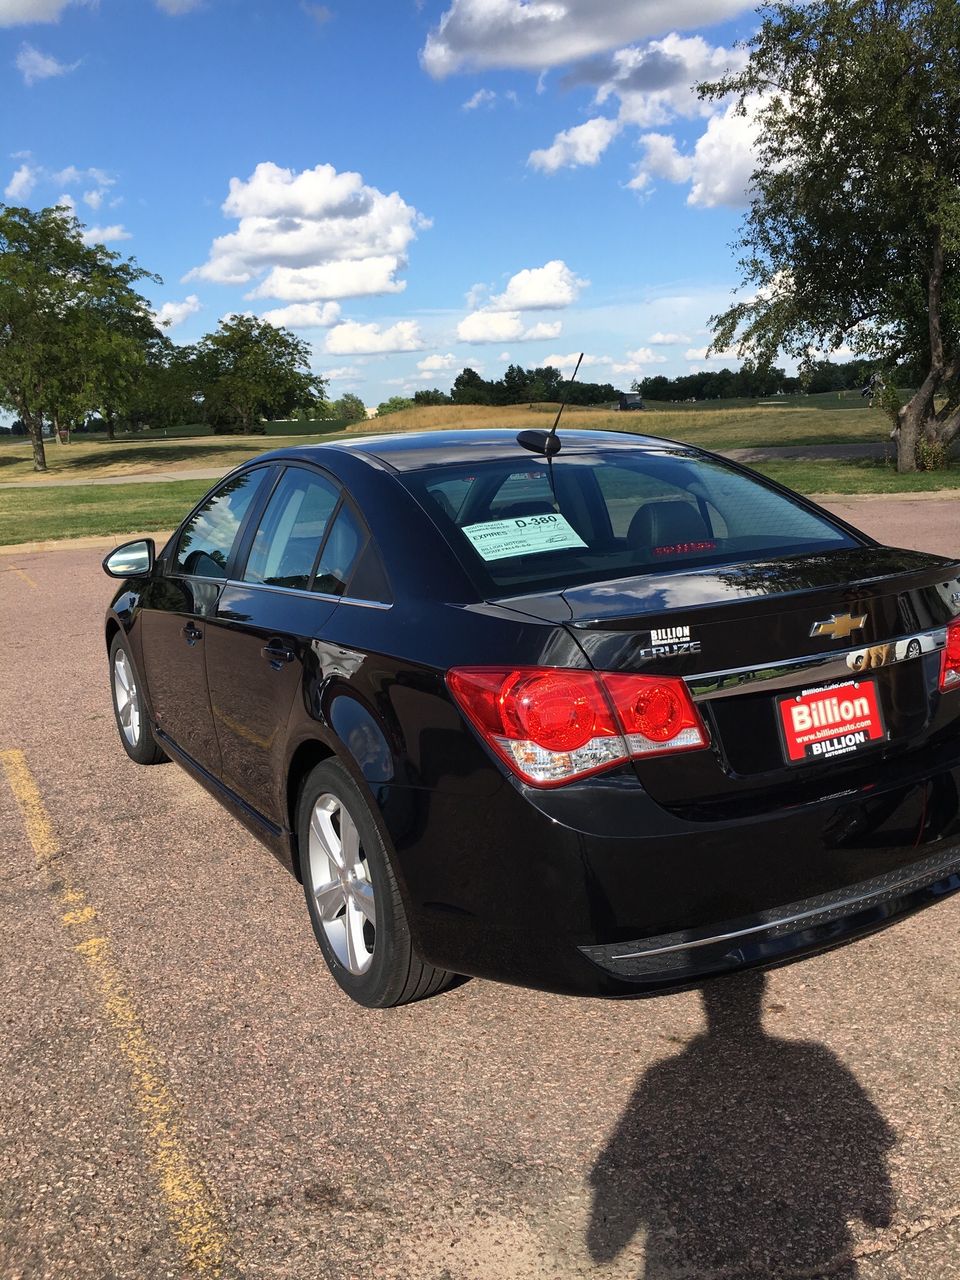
[401, 448, 860, 595]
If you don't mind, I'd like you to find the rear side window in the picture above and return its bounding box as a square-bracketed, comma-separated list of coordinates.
[174, 469, 266, 578]
[243, 468, 339, 590]
[314, 504, 363, 597]
[405, 450, 858, 594]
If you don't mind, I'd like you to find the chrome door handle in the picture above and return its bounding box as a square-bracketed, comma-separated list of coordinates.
[261, 643, 295, 669]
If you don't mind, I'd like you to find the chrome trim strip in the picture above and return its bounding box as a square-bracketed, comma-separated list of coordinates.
[608, 846, 960, 962]
[222, 579, 392, 610]
[686, 625, 947, 700]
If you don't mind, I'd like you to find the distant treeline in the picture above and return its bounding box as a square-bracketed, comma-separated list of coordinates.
[635, 358, 913, 403]
[414, 364, 618, 407]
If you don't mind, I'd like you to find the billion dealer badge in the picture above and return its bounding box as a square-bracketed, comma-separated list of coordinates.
[776, 678, 887, 765]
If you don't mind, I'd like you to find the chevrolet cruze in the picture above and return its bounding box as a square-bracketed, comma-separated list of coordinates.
[102, 429, 960, 1006]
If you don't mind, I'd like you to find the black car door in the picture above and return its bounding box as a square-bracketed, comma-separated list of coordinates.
[203, 465, 350, 822]
[138, 468, 270, 774]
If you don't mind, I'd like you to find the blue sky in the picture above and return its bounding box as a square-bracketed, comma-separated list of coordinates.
[2, 0, 766, 405]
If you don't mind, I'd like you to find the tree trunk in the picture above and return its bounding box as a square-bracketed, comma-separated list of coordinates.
[25, 414, 47, 472]
[106, 409, 115, 441]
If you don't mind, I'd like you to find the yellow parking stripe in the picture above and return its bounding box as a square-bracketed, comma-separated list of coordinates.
[1, 749, 229, 1276]
[10, 566, 37, 588]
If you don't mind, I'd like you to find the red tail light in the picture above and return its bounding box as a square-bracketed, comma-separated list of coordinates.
[941, 619, 960, 692]
[447, 667, 709, 787]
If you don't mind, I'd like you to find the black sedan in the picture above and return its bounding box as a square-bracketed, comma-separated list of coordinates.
[102, 429, 960, 1007]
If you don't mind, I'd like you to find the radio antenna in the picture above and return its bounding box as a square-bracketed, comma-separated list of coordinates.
[516, 352, 584, 458]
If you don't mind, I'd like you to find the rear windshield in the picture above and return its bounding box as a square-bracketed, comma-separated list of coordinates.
[401, 448, 860, 595]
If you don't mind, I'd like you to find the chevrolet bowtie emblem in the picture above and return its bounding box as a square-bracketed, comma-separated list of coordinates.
[810, 612, 868, 640]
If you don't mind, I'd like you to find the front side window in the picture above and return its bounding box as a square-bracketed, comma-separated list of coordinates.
[243, 467, 340, 591]
[174, 470, 266, 578]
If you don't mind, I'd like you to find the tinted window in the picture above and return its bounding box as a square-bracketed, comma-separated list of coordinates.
[174, 470, 266, 578]
[314, 503, 365, 597]
[405, 451, 859, 594]
[244, 468, 339, 591]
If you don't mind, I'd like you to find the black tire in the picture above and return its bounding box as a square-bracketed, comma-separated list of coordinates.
[109, 633, 166, 766]
[298, 759, 453, 1008]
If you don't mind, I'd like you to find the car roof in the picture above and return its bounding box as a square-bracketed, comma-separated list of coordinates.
[266, 428, 693, 473]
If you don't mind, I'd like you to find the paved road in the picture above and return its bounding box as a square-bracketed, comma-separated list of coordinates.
[2, 503, 960, 1279]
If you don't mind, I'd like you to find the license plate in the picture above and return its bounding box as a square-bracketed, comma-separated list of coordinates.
[776, 678, 886, 765]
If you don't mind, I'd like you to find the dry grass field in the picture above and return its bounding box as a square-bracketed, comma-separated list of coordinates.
[348, 403, 889, 450]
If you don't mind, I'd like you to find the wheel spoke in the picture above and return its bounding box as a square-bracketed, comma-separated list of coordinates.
[340, 810, 360, 870]
[352, 879, 376, 926]
[115, 658, 131, 693]
[313, 879, 347, 923]
[310, 803, 344, 869]
[343, 901, 365, 972]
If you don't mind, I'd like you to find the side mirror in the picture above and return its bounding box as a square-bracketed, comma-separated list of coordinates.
[102, 538, 155, 578]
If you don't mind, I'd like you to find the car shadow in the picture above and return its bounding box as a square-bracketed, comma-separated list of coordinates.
[586, 969, 895, 1278]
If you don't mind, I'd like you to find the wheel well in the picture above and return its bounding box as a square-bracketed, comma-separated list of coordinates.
[286, 740, 335, 881]
[105, 618, 121, 654]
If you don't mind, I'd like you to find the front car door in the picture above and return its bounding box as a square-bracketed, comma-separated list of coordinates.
[138, 467, 270, 774]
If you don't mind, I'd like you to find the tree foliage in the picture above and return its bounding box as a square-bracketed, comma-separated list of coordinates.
[702, 0, 960, 470]
[450, 363, 616, 406]
[332, 393, 368, 424]
[376, 395, 415, 417]
[0, 204, 160, 469]
[194, 315, 325, 433]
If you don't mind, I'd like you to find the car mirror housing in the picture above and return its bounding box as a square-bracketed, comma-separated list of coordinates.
[102, 538, 155, 578]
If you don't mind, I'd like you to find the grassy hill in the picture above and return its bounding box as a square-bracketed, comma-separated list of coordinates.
[349, 402, 890, 451]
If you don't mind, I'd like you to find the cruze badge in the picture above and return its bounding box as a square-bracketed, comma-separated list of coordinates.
[810, 613, 867, 641]
[638, 625, 701, 659]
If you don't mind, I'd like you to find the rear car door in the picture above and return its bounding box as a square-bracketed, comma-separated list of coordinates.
[138, 467, 269, 774]
[203, 464, 372, 823]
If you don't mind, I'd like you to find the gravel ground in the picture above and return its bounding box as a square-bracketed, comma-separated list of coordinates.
[1, 498, 959, 1280]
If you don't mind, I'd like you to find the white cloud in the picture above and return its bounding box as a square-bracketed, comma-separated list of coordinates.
[325, 319, 425, 355]
[528, 116, 620, 173]
[82, 187, 103, 208]
[649, 331, 690, 344]
[322, 365, 363, 381]
[15, 41, 78, 85]
[154, 294, 202, 329]
[543, 352, 614, 371]
[0, 0, 75, 23]
[417, 352, 457, 374]
[462, 87, 496, 110]
[457, 310, 562, 344]
[187, 162, 427, 306]
[631, 97, 762, 208]
[488, 259, 587, 311]
[420, 0, 753, 77]
[154, 0, 202, 11]
[81, 223, 131, 245]
[611, 347, 668, 375]
[684, 345, 740, 362]
[248, 257, 407, 302]
[4, 161, 37, 199]
[259, 301, 342, 329]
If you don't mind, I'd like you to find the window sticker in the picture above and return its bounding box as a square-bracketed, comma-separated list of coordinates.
[461, 513, 587, 562]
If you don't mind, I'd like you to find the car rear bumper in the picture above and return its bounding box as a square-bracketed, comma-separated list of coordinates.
[578, 844, 960, 989]
[382, 756, 960, 996]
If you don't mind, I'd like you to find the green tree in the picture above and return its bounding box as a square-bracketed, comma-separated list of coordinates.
[0, 204, 159, 470]
[413, 387, 450, 405]
[333, 393, 368, 424]
[451, 367, 491, 404]
[375, 395, 414, 417]
[195, 315, 325, 433]
[702, 0, 960, 471]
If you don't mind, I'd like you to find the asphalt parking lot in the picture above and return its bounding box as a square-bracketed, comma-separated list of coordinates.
[2, 496, 960, 1280]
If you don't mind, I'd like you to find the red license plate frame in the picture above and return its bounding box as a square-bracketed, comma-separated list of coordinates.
[776, 678, 887, 766]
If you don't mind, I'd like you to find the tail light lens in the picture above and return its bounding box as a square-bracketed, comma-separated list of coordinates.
[941, 619, 960, 691]
[447, 666, 709, 787]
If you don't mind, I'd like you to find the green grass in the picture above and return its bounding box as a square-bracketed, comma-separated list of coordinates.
[0, 426, 350, 483]
[0, 479, 211, 545]
[750, 457, 960, 494]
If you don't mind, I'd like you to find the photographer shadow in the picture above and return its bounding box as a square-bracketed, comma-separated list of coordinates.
[587, 970, 895, 1278]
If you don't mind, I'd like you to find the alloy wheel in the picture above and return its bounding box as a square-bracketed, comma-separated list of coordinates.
[307, 793, 376, 975]
[113, 648, 141, 747]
